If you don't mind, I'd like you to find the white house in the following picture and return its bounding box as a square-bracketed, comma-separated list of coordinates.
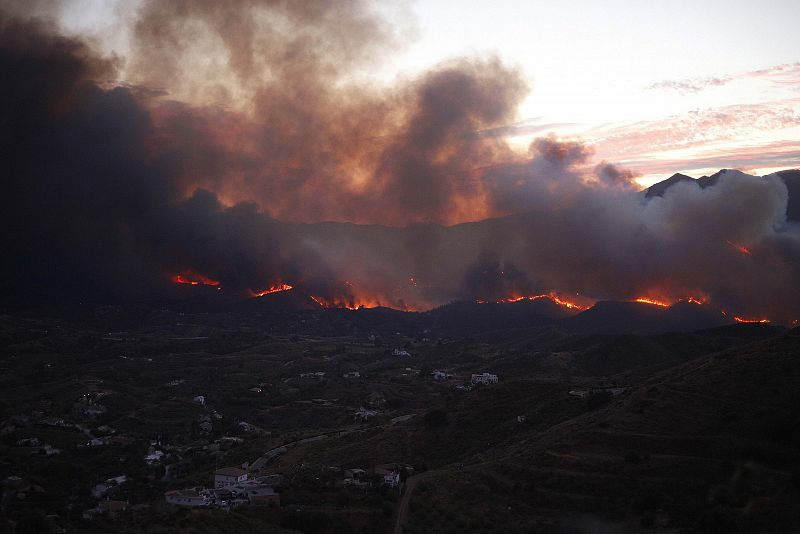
[144, 448, 164, 465]
[354, 407, 378, 421]
[471, 373, 498, 385]
[214, 467, 248, 488]
[383, 472, 401, 488]
[165, 489, 211, 507]
[392, 349, 411, 357]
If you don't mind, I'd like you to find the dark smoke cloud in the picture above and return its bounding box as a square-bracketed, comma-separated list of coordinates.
[1, 4, 799, 322]
[123, 0, 530, 226]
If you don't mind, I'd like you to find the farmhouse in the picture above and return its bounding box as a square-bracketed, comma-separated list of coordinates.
[382, 472, 401, 488]
[354, 407, 378, 421]
[214, 467, 248, 488]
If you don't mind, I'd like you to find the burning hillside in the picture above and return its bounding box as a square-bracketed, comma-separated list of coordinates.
[1, 3, 799, 325]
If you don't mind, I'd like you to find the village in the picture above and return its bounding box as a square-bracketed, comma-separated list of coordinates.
[0, 310, 529, 532]
[0, 303, 646, 533]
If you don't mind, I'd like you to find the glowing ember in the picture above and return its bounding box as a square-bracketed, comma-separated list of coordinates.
[684, 296, 706, 305]
[734, 316, 770, 323]
[726, 240, 752, 256]
[252, 283, 293, 297]
[172, 270, 220, 287]
[634, 297, 670, 307]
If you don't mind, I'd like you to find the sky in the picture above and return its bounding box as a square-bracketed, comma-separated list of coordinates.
[399, 0, 800, 184]
[48, 0, 800, 185]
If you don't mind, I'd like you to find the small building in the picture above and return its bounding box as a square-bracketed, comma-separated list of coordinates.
[193, 395, 205, 406]
[144, 448, 164, 465]
[344, 468, 369, 488]
[342, 371, 361, 379]
[432, 370, 450, 382]
[517, 415, 526, 423]
[471, 373, 498, 385]
[165, 489, 211, 507]
[392, 349, 411, 357]
[354, 407, 378, 422]
[383, 472, 401, 488]
[214, 467, 248, 489]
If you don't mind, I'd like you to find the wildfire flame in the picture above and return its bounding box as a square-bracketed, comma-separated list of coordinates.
[684, 296, 706, 305]
[172, 269, 220, 287]
[478, 292, 589, 310]
[252, 283, 293, 297]
[734, 316, 770, 324]
[726, 240, 752, 256]
[634, 297, 670, 307]
[310, 295, 396, 310]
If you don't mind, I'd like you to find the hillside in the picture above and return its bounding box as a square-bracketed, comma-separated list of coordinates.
[392, 329, 800, 533]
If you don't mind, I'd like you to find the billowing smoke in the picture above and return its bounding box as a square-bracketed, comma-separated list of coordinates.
[1, 3, 799, 322]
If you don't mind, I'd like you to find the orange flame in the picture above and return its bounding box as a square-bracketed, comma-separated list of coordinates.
[734, 316, 770, 324]
[172, 270, 220, 287]
[252, 283, 293, 297]
[634, 297, 670, 307]
[478, 292, 589, 310]
[310, 295, 393, 310]
[684, 296, 706, 305]
[726, 240, 752, 256]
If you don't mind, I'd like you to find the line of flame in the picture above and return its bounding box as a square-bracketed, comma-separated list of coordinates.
[733, 316, 770, 323]
[172, 271, 220, 287]
[252, 284, 293, 297]
[478, 293, 588, 310]
[634, 297, 670, 307]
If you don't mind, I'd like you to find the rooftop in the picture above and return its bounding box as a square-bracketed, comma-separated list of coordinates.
[215, 467, 247, 477]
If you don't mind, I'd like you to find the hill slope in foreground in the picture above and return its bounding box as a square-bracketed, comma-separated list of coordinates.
[1, 302, 798, 533]
[418, 331, 800, 533]
[285, 327, 800, 533]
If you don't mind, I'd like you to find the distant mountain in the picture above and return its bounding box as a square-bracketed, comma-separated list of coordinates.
[643, 172, 696, 198]
[645, 168, 800, 221]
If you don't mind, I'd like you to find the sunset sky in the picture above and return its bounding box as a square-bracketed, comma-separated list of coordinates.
[51, 0, 800, 186]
